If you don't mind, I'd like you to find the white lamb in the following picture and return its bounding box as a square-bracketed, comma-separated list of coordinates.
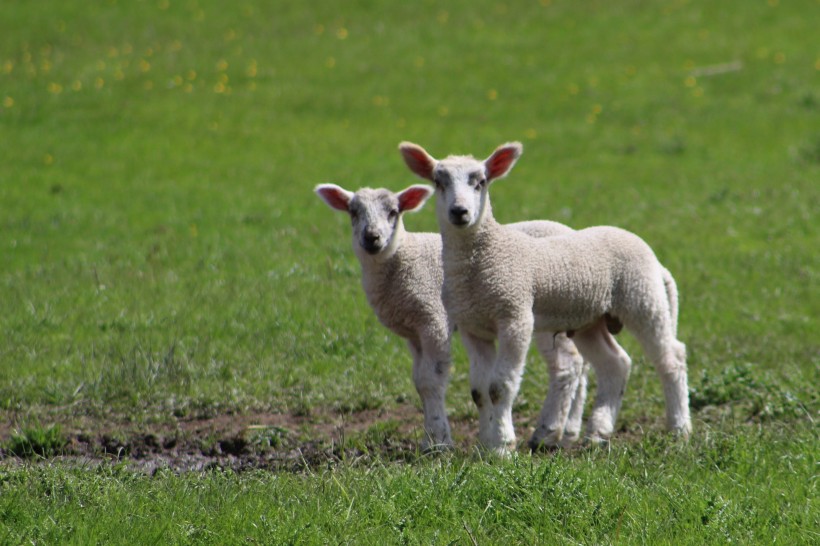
[315, 183, 589, 450]
[399, 141, 691, 454]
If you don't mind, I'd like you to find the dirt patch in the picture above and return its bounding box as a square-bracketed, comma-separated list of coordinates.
[0, 402, 649, 473]
[0, 403, 481, 473]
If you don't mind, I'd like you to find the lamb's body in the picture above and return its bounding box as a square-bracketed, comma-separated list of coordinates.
[445, 222, 665, 337]
[361, 231, 444, 341]
[400, 141, 692, 453]
[316, 184, 588, 450]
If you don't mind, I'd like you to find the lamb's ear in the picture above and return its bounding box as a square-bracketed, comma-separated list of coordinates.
[397, 184, 434, 213]
[484, 142, 523, 181]
[315, 184, 354, 212]
[399, 142, 437, 181]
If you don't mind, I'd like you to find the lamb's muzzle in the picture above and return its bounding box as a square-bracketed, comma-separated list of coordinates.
[449, 205, 470, 226]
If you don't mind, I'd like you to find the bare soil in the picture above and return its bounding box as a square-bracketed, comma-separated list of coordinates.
[0, 400, 655, 473]
[0, 403, 489, 473]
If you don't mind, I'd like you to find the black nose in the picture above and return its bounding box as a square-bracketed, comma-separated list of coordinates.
[449, 206, 469, 225]
[364, 231, 380, 244]
[362, 231, 382, 253]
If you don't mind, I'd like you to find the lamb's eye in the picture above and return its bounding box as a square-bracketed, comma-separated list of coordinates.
[350, 211, 359, 222]
[433, 172, 449, 189]
[388, 209, 398, 221]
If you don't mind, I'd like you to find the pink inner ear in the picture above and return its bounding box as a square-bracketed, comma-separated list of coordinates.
[486, 147, 520, 180]
[398, 186, 431, 212]
[317, 187, 351, 211]
[400, 145, 435, 180]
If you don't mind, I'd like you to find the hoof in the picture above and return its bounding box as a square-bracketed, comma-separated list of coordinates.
[559, 431, 581, 449]
[421, 441, 455, 454]
[669, 423, 692, 441]
[528, 426, 563, 453]
[421, 435, 454, 453]
[583, 434, 611, 448]
[528, 436, 560, 453]
[476, 439, 516, 458]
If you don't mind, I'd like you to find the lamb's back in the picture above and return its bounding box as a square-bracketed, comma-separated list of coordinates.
[528, 226, 662, 330]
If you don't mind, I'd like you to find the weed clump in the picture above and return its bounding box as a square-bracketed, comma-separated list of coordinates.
[5, 424, 67, 458]
[689, 363, 808, 421]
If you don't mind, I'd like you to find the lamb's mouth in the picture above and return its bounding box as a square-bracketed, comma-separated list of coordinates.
[448, 215, 470, 227]
[362, 242, 384, 254]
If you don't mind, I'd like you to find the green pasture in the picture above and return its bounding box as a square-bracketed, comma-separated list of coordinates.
[1, 0, 818, 543]
[3, 431, 815, 545]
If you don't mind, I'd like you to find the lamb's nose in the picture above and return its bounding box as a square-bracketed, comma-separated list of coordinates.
[362, 231, 382, 254]
[449, 206, 469, 225]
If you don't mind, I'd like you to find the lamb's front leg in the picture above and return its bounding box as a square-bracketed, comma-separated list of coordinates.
[529, 331, 585, 451]
[473, 316, 534, 455]
[460, 332, 497, 451]
[409, 337, 453, 451]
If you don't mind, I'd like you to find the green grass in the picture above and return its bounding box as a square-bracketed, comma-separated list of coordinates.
[1, 0, 818, 543]
[5, 424, 67, 458]
[2, 427, 816, 544]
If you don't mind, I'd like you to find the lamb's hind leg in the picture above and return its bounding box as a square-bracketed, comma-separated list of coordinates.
[528, 331, 586, 451]
[572, 320, 632, 443]
[409, 337, 453, 451]
[631, 325, 691, 437]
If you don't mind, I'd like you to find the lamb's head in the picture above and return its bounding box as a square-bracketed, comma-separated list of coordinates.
[399, 141, 522, 230]
[315, 183, 434, 259]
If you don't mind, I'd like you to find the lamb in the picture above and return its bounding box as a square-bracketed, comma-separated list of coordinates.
[399, 141, 691, 454]
[315, 183, 589, 450]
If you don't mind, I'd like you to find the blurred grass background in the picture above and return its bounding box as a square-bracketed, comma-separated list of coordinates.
[1, 0, 817, 428]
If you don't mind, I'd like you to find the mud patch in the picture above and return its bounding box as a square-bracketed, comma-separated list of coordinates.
[0, 403, 643, 473]
[0, 404, 473, 473]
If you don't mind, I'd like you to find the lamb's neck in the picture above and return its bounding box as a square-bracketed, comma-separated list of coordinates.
[440, 207, 501, 259]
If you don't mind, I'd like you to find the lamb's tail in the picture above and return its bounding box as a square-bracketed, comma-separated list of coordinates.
[662, 267, 679, 337]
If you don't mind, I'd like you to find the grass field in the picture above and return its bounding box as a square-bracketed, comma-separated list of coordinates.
[1, 0, 818, 543]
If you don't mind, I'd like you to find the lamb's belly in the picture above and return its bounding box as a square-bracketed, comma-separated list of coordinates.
[532, 309, 599, 333]
[533, 315, 575, 333]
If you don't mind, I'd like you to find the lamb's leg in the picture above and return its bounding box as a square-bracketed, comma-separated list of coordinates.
[460, 332, 497, 451]
[408, 338, 453, 450]
[562, 358, 589, 447]
[572, 320, 632, 443]
[631, 327, 691, 437]
[529, 331, 585, 451]
[480, 316, 534, 455]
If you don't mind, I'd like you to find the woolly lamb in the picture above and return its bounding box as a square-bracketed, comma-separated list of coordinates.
[399, 141, 691, 454]
[315, 183, 588, 450]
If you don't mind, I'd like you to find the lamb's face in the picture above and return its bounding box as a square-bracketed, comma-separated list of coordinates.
[433, 157, 488, 230]
[316, 182, 433, 260]
[398, 141, 522, 233]
[349, 189, 401, 256]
